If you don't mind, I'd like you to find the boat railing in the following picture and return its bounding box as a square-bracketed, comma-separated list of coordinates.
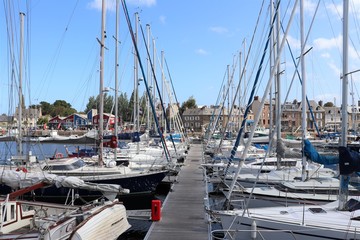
[210, 228, 299, 240]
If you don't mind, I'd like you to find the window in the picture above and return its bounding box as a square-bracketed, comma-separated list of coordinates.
[10, 204, 15, 220]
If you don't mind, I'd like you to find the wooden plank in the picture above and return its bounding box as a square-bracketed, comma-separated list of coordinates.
[145, 143, 209, 240]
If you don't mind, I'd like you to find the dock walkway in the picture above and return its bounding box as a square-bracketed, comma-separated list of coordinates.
[144, 143, 209, 240]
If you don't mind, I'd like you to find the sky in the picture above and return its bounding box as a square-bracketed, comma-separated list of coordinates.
[1, 0, 360, 115]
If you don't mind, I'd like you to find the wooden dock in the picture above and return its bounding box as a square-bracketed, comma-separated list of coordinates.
[144, 143, 209, 240]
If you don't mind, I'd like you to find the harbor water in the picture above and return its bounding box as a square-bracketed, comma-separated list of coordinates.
[0, 141, 171, 239]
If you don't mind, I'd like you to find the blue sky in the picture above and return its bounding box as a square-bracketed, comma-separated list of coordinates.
[1, 0, 359, 115]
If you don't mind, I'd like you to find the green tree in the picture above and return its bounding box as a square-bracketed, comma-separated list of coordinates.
[39, 101, 53, 116]
[103, 93, 114, 114]
[324, 102, 334, 107]
[118, 92, 130, 122]
[85, 96, 98, 114]
[179, 96, 197, 115]
[37, 116, 49, 125]
[50, 100, 76, 117]
[84, 94, 115, 115]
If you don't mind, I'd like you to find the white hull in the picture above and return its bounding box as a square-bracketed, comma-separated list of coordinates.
[70, 202, 130, 240]
[217, 200, 360, 239]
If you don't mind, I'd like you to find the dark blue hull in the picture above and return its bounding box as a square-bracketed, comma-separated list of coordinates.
[1, 170, 169, 205]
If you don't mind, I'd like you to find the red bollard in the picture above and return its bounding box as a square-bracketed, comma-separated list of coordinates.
[151, 200, 161, 221]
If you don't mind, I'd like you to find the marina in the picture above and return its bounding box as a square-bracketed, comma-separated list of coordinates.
[3, 0, 360, 239]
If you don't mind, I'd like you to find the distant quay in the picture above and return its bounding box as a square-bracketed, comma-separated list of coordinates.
[23, 129, 88, 137]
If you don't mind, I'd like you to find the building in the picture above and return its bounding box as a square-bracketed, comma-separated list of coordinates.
[250, 96, 275, 129]
[48, 116, 65, 129]
[92, 113, 116, 129]
[181, 105, 248, 134]
[14, 107, 42, 128]
[63, 113, 88, 130]
[280, 100, 325, 133]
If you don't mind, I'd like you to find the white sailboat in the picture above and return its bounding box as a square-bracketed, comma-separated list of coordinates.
[0, 0, 169, 202]
[216, 1, 360, 239]
[0, 180, 130, 240]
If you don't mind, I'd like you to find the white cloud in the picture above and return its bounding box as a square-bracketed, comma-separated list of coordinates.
[303, 0, 317, 13]
[195, 48, 209, 55]
[325, 1, 342, 16]
[159, 15, 166, 24]
[209, 26, 228, 34]
[286, 35, 301, 50]
[313, 35, 341, 50]
[125, 0, 156, 7]
[88, 0, 155, 11]
[321, 52, 331, 58]
[328, 62, 341, 77]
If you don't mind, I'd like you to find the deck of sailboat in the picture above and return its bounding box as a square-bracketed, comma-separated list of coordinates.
[144, 143, 209, 240]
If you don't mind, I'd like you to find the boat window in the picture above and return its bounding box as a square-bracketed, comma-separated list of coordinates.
[42, 159, 86, 171]
[10, 204, 15, 220]
[308, 208, 326, 214]
[2, 205, 7, 221]
[345, 198, 360, 212]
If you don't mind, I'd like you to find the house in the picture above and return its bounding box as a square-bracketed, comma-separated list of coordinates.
[92, 113, 117, 129]
[250, 96, 275, 129]
[14, 106, 42, 128]
[280, 100, 324, 133]
[182, 105, 247, 134]
[48, 116, 65, 129]
[63, 113, 88, 130]
[0, 114, 14, 132]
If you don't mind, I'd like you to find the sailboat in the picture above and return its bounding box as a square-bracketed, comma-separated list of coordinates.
[215, 1, 360, 239]
[0, 179, 130, 240]
[0, 0, 169, 203]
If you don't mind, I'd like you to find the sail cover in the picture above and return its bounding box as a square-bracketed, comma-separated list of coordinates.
[0, 169, 129, 197]
[303, 139, 339, 165]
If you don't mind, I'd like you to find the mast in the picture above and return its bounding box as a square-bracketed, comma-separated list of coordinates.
[98, 0, 106, 165]
[114, 0, 119, 161]
[300, 0, 308, 181]
[339, 0, 349, 210]
[146, 24, 151, 131]
[275, 0, 281, 169]
[269, 1, 274, 141]
[17, 12, 25, 156]
[134, 12, 140, 154]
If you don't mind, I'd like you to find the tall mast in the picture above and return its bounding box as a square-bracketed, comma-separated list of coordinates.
[275, 0, 282, 169]
[134, 12, 140, 154]
[98, 0, 106, 165]
[269, 1, 274, 141]
[339, 0, 349, 210]
[161, 50, 165, 132]
[300, 0, 308, 181]
[146, 24, 151, 131]
[17, 12, 25, 156]
[114, 0, 119, 160]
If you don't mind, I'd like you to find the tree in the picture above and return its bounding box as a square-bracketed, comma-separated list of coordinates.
[118, 92, 130, 123]
[85, 96, 98, 114]
[50, 100, 76, 117]
[324, 102, 334, 107]
[39, 101, 53, 116]
[37, 116, 49, 125]
[179, 96, 197, 115]
[84, 94, 114, 114]
[103, 93, 114, 114]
